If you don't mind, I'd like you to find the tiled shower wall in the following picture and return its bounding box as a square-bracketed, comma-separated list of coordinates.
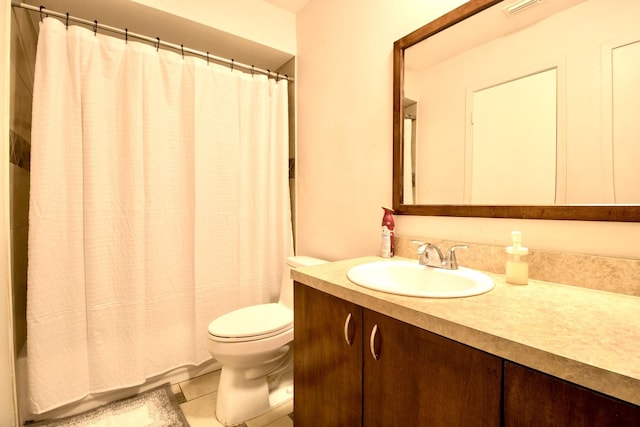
[276, 58, 296, 249]
[9, 7, 36, 357]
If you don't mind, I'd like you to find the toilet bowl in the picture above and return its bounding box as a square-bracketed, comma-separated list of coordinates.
[207, 255, 327, 426]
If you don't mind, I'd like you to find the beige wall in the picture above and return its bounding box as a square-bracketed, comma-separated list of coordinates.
[295, 0, 640, 261]
[132, 0, 297, 55]
[24, 0, 296, 72]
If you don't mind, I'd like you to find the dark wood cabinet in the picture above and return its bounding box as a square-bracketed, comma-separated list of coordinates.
[294, 282, 640, 427]
[293, 283, 363, 426]
[504, 362, 640, 427]
[363, 309, 502, 426]
[294, 283, 502, 426]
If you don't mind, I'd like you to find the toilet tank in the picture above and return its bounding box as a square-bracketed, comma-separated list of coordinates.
[286, 256, 327, 269]
[279, 256, 327, 308]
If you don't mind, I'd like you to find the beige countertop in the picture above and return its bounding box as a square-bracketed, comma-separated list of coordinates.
[291, 256, 640, 406]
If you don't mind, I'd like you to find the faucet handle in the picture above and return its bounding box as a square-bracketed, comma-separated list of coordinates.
[411, 240, 428, 254]
[444, 245, 468, 270]
[412, 240, 437, 257]
[412, 241, 444, 267]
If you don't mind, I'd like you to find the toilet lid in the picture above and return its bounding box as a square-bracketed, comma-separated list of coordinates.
[208, 303, 293, 342]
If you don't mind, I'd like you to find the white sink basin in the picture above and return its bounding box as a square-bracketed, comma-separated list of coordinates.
[347, 260, 494, 298]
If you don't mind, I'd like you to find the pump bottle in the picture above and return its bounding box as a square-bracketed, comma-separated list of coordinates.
[506, 231, 528, 285]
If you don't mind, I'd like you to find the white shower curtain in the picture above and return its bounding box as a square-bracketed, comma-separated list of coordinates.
[27, 17, 293, 413]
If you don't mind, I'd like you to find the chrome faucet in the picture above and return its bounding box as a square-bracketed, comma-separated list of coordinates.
[412, 240, 468, 270]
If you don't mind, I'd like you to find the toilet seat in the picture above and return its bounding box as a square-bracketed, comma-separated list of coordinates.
[208, 303, 293, 343]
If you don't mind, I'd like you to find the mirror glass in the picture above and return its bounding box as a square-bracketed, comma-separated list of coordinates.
[393, 0, 640, 221]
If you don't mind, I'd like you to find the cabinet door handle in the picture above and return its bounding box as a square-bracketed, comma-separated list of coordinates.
[370, 324, 380, 361]
[344, 312, 354, 346]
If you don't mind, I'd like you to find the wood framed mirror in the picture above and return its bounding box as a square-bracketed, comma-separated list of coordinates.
[392, 0, 640, 221]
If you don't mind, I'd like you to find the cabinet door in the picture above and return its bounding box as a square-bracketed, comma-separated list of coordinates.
[363, 310, 502, 426]
[504, 361, 640, 426]
[293, 283, 363, 426]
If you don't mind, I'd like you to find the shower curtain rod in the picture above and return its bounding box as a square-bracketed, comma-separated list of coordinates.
[11, 1, 294, 82]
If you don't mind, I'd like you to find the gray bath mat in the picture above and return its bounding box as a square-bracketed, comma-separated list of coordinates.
[29, 383, 189, 426]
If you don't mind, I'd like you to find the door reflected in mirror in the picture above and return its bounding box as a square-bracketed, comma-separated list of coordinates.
[468, 68, 557, 205]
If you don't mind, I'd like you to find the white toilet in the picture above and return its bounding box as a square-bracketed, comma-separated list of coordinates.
[207, 255, 327, 426]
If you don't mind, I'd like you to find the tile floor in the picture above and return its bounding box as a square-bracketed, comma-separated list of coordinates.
[171, 370, 294, 427]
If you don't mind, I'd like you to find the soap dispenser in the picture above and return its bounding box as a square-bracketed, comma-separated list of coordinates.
[506, 231, 528, 285]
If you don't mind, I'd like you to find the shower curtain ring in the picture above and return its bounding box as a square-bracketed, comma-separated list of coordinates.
[251, 65, 255, 77]
[39, 6, 46, 22]
[231, 59, 234, 72]
[125, 28, 128, 44]
[65, 13, 69, 29]
[156, 37, 160, 52]
[206, 52, 210, 65]
[181, 44, 184, 59]
[93, 20, 98, 36]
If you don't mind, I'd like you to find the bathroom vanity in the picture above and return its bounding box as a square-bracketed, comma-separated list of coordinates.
[292, 257, 640, 426]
